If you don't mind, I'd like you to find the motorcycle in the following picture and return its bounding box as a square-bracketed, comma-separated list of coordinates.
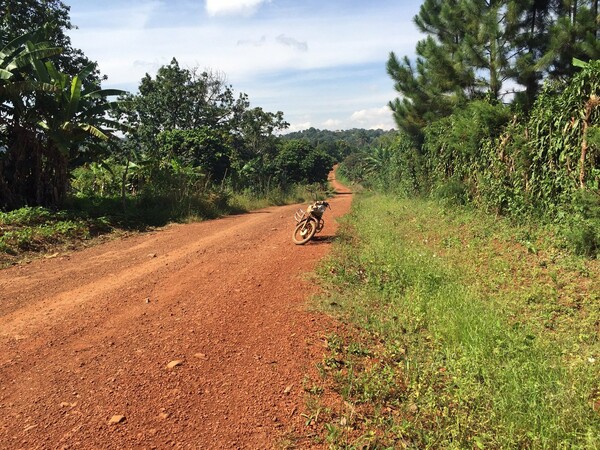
[292, 200, 330, 245]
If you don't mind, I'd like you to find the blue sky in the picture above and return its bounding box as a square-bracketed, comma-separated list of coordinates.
[66, 0, 423, 131]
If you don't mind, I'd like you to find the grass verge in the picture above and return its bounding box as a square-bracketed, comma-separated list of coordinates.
[310, 192, 599, 449]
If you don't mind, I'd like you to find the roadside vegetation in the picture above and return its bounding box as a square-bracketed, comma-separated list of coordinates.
[337, 0, 600, 259]
[0, 182, 326, 267]
[307, 194, 599, 448]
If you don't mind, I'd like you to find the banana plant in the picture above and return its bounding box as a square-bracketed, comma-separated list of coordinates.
[0, 30, 61, 99]
[0, 32, 62, 139]
[0, 31, 65, 209]
[32, 59, 127, 154]
[364, 146, 393, 175]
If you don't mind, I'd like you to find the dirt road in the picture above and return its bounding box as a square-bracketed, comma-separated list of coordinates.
[0, 176, 352, 449]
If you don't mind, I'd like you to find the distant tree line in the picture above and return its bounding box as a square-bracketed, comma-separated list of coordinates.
[283, 127, 389, 148]
[281, 127, 386, 164]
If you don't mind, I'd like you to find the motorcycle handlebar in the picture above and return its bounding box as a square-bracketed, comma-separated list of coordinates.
[313, 200, 331, 209]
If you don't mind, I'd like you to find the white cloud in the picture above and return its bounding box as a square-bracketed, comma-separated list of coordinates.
[275, 34, 308, 52]
[287, 121, 312, 133]
[370, 123, 394, 130]
[322, 119, 342, 129]
[350, 106, 395, 130]
[237, 36, 267, 47]
[69, 2, 419, 87]
[205, 0, 271, 17]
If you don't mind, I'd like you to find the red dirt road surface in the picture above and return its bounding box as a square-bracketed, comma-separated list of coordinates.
[0, 175, 352, 449]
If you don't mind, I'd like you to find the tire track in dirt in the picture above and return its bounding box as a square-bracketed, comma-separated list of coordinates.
[0, 175, 352, 449]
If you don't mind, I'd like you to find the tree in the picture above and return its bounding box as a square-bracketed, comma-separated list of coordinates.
[388, 0, 558, 137]
[156, 127, 232, 181]
[387, 51, 456, 143]
[413, 0, 476, 98]
[275, 139, 333, 184]
[387, 0, 474, 141]
[1, 0, 99, 79]
[0, 30, 61, 128]
[130, 58, 249, 158]
[510, 0, 556, 110]
[1, 31, 63, 208]
[538, 0, 600, 78]
[229, 106, 288, 188]
[236, 107, 288, 158]
[275, 139, 312, 184]
[38, 61, 124, 202]
[121, 59, 291, 193]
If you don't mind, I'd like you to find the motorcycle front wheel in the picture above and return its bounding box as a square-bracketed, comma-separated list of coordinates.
[292, 219, 317, 245]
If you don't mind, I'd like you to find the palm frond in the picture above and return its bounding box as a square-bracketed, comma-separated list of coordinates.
[80, 123, 110, 140]
[0, 80, 59, 97]
[78, 101, 127, 120]
[67, 73, 83, 119]
[9, 46, 62, 72]
[0, 68, 12, 80]
[0, 32, 39, 58]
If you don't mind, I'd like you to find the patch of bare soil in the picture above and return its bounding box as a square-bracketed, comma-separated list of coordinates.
[0, 175, 352, 449]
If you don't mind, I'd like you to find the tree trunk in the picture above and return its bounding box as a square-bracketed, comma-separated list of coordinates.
[122, 153, 130, 212]
[35, 140, 43, 206]
[594, 0, 599, 40]
[580, 123, 588, 189]
[489, 37, 499, 101]
[0, 163, 10, 210]
[5, 125, 40, 209]
[580, 95, 599, 188]
[49, 146, 69, 207]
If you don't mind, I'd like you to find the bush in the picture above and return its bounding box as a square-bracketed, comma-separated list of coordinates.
[563, 190, 600, 257]
[433, 180, 470, 205]
[423, 100, 511, 191]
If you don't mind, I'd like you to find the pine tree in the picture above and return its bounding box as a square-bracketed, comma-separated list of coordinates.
[413, 0, 475, 98]
[387, 0, 471, 141]
[511, 0, 556, 110]
[458, 0, 535, 102]
[539, 0, 600, 78]
[388, 0, 600, 138]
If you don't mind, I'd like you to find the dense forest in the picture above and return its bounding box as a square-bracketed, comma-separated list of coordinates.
[339, 0, 600, 257]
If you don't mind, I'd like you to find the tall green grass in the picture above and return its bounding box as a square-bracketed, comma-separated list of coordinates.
[314, 193, 600, 448]
[229, 183, 330, 211]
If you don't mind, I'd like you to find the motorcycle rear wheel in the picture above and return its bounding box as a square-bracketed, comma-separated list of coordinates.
[292, 219, 317, 245]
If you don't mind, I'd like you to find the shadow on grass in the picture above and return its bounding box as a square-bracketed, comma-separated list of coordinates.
[65, 194, 250, 232]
